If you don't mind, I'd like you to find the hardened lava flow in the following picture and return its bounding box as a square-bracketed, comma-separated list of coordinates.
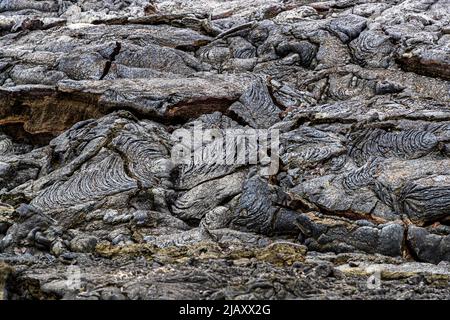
[0, 0, 450, 300]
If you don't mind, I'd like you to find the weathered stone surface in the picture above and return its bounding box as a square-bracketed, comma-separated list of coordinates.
[1, 0, 450, 300]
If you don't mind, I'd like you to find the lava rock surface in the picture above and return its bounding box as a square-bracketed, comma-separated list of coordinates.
[0, 0, 449, 299]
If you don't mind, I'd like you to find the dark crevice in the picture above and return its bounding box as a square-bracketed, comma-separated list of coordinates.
[0, 123, 56, 147]
[294, 115, 358, 127]
[312, 202, 386, 225]
[100, 41, 122, 80]
[165, 98, 237, 124]
[402, 224, 422, 262]
[226, 108, 252, 127]
[91, 15, 218, 38]
[267, 83, 287, 111]
[105, 105, 161, 123]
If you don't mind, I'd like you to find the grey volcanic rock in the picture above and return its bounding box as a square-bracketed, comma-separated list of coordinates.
[0, 0, 450, 300]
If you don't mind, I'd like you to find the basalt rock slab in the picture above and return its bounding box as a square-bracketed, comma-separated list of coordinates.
[1, 0, 450, 300]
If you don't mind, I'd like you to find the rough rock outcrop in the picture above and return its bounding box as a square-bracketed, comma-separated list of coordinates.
[0, 0, 449, 299]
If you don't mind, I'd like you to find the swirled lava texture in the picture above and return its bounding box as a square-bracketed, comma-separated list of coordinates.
[1, 0, 450, 300]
